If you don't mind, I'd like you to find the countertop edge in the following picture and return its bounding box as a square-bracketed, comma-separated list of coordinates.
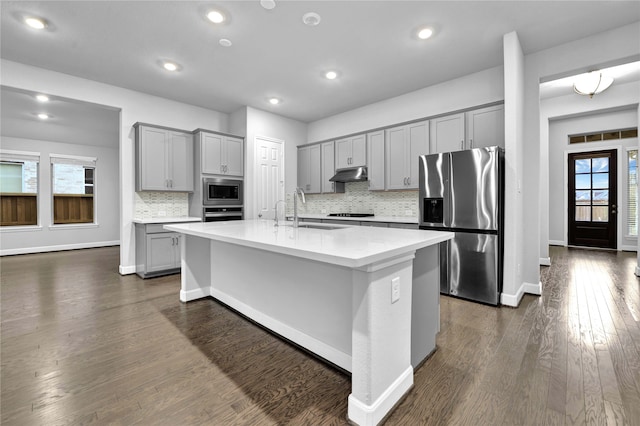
[133, 217, 202, 224]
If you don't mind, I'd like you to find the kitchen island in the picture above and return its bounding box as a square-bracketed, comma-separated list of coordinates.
[164, 219, 452, 425]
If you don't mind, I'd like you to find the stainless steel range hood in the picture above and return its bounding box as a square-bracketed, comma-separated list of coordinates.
[329, 166, 368, 182]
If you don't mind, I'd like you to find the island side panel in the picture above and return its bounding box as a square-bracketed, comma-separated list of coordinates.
[208, 240, 353, 371]
[180, 234, 212, 302]
[348, 253, 415, 426]
[411, 244, 440, 368]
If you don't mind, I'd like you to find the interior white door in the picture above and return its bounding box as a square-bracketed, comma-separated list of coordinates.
[255, 136, 284, 220]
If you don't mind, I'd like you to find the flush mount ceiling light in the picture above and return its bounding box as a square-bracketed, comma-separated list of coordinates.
[36, 94, 49, 102]
[268, 97, 281, 105]
[260, 0, 276, 10]
[219, 38, 232, 47]
[417, 27, 434, 40]
[37, 113, 49, 120]
[162, 61, 180, 72]
[325, 71, 338, 80]
[207, 10, 225, 24]
[573, 71, 614, 98]
[302, 12, 321, 26]
[24, 16, 47, 29]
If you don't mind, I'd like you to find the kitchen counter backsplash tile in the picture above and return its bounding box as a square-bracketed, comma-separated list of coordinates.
[135, 192, 189, 219]
[287, 181, 418, 218]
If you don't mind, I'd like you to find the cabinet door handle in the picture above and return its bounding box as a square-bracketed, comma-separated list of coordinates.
[460, 140, 464, 150]
[407, 177, 411, 186]
[470, 139, 473, 149]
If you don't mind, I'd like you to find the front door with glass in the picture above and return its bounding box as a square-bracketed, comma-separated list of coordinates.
[568, 149, 617, 249]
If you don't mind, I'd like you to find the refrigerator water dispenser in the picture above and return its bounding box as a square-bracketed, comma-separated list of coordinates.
[423, 198, 444, 224]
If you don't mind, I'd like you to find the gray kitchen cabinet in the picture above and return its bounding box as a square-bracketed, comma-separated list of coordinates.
[430, 104, 504, 153]
[466, 104, 505, 149]
[389, 223, 419, 229]
[430, 113, 465, 153]
[385, 120, 429, 190]
[135, 223, 182, 278]
[297, 144, 321, 193]
[135, 123, 194, 192]
[321, 141, 337, 193]
[336, 134, 366, 169]
[197, 130, 244, 177]
[366, 130, 385, 191]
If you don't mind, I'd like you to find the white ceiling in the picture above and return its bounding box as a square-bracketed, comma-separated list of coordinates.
[1, 1, 639, 128]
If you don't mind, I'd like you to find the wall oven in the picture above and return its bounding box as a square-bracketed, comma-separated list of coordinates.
[203, 177, 243, 206]
[203, 206, 243, 222]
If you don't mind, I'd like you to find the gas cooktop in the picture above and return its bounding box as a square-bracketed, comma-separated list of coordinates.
[327, 213, 375, 218]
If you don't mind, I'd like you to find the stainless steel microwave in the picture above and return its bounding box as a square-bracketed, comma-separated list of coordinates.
[203, 177, 243, 206]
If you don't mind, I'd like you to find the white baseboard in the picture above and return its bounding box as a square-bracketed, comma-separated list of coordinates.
[180, 287, 211, 302]
[549, 240, 565, 246]
[210, 287, 352, 372]
[635, 266, 640, 277]
[119, 264, 136, 275]
[1, 240, 119, 257]
[621, 245, 638, 252]
[501, 281, 542, 307]
[539, 257, 551, 266]
[348, 366, 413, 426]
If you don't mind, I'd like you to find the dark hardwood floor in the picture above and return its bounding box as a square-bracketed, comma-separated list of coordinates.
[1, 245, 639, 425]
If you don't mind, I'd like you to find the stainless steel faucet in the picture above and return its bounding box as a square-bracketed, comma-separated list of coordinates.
[274, 200, 286, 227]
[293, 187, 306, 228]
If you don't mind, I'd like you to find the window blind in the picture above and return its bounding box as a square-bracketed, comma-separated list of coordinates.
[0, 150, 40, 163]
[50, 154, 97, 167]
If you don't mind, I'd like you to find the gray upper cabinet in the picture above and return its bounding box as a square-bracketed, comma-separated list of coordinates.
[430, 113, 465, 153]
[385, 120, 429, 190]
[366, 130, 385, 191]
[135, 123, 194, 192]
[430, 104, 504, 153]
[321, 141, 337, 193]
[199, 130, 244, 177]
[297, 144, 321, 193]
[466, 104, 505, 150]
[336, 134, 366, 169]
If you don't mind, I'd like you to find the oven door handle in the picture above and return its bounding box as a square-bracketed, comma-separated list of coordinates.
[204, 212, 243, 218]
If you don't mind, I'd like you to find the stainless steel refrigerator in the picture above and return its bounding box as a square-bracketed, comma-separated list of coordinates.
[418, 146, 504, 305]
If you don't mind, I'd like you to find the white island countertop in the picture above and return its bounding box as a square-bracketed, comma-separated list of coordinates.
[165, 219, 452, 269]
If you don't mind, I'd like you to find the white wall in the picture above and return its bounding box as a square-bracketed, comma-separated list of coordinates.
[0, 136, 119, 254]
[307, 66, 504, 143]
[1, 59, 229, 273]
[243, 106, 308, 219]
[531, 22, 640, 277]
[546, 104, 638, 250]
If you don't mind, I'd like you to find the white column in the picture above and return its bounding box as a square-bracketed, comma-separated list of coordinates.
[348, 253, 415, 426]
[179, 235, 211, 302]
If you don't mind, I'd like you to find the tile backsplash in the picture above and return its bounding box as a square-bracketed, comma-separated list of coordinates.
[287, 181, 418, 217]
[134, 192, 189, 218]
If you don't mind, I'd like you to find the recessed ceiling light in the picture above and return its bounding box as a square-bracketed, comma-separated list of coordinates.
[37, 113, 49, 120]
[24, 17, 46, 30]
[219, 38, 232, 47]
[417, 27, 433, 40]
[325, 71, 338, 80]
[207, 10, 225, 24]
[260, 0, 276, 10]
[302, 12, 321, 26]
[269, 98, 281, 105]
[163, 61, 179, 72]
[36, 94, 49, 102]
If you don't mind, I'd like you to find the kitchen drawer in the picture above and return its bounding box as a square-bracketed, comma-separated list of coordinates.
[359, 221, 389, 227]
[145, 223, 171, 233]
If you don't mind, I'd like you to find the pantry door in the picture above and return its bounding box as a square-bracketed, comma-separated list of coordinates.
[255, 136, 284, 221]
[568, 149, 617, 249]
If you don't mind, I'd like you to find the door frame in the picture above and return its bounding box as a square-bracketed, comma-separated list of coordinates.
[563, 145, 622, 249]
[253, 135, 285, 220]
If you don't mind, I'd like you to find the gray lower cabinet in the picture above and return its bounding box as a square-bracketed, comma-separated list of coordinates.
[136, 223, 182, 278]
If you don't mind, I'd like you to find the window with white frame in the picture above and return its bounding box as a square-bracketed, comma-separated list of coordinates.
[628, 149, 637, 237]
[50, 154, 96, 225]
[0, 150, 39, 227]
